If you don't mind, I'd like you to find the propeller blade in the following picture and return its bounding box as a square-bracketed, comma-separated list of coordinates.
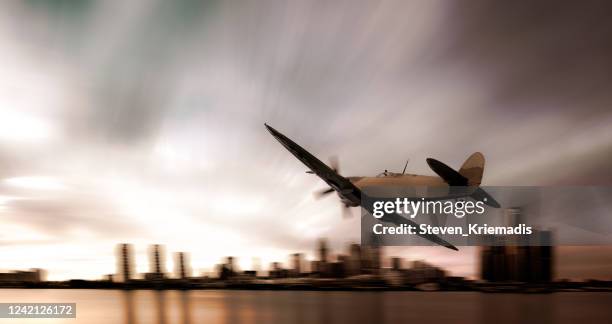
[329, 156, 339, 173]
[313, 187, 334, 199]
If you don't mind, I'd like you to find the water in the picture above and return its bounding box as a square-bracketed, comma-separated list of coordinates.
[1, 289, 611, 323]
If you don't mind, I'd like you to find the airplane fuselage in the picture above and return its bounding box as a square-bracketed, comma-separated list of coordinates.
[331, 173, 450, 207]
[349, 174, 446, 188]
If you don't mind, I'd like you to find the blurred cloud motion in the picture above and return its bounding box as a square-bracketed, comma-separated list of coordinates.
[0, 0, 611, 280]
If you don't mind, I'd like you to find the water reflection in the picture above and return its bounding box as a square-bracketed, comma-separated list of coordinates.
[122, 290, 192, 324]
[179, 291, 192, 324]
[479, 293, 555, 324]
[111, 290, 611, 324]
[155, 291, 167, 324]
[123, 291, 136, 324]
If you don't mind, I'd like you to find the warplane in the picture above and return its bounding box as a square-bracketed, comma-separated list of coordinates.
[265, 123, 500, 251]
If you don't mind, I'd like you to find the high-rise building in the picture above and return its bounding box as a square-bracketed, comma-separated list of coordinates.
[539, 230, 554, 282]
[175, 252, 190, 279]
[391, 257, 403, 271]
[348, 243, 361, 276]
[118, 243, 133, 282]
[317, 238, 329, 276]
[150, 244, 165, 279]
[363, 245, 382, 274]
[336, 254, 348, 277]
[318, 238, 328, 263]
[292, 253, 303, 276]
[269, 262, 288, 278]
[226, 256, 236, 275]
[480, 208, 555, 282]
[310, 260, 321, 274]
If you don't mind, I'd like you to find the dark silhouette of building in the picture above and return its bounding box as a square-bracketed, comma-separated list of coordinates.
[145, 244, 166, 280]
[348, 243, 361, 276]
[404, 260, 446, 285]
[153, 245, 164, 274]
[335, 254, 348, 277]
[310, 260, 321, 275]
[480, 208, 554, 283]
[316, 238, 330, 276]
[361, 234, 382, 274]
[117, 243, 134, 282]
[217, 264, 232, 280]
[391, 257, 403, 271]
[329, 260, 346, 278]
[0, 269, 44, 283]
[215, 256, 238, 280]
[226, 256, 236, 275]
[175, 252, 190, 279]
[269, 262, 289, 278]
[291, 253, 303, 277]
[319, 238, 328, 263]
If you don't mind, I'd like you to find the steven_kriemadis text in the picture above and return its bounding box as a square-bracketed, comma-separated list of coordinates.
[372, 223, 533, 236]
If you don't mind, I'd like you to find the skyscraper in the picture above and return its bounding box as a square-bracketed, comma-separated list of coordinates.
[480, 208, 555, 282]
[226, 256, 236, 276]
[391, 257, 403, 271]
[318, 238, 329, 277]
[362, 244, 382, 274]
[118, 243, 133, 282]
[175, 252, 190, 279]
[144, 244, 166, 280]
[152, 244, 165, 278]
[318, 238, 328, 263]
[292, 253, 303, 276]
[348, 243, 361, 276]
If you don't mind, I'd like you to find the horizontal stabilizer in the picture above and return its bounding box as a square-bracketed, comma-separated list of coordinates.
[426, 157, 500, 208]
[426, 158, 468, 186]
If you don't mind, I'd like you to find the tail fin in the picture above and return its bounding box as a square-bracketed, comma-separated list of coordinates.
[426, 152, 499, 208]
[459, 152, 484, 186]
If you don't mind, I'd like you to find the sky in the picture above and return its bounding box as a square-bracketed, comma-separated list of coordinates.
[0, 0, 611, 280]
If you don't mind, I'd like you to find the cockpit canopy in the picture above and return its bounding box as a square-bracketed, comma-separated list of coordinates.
[375, 171, 402, 178]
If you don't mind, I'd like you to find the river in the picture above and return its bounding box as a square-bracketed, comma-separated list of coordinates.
[1, 289, 611, 323]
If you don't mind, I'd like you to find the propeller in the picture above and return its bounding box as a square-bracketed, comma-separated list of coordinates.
[313, 156, 341, 199]
[329, 155, 339, 173]
[313, 187, 334, 198]
[311, 156, 354, 218]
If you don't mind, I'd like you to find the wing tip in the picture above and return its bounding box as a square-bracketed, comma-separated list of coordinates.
[264, 123, 278, 136]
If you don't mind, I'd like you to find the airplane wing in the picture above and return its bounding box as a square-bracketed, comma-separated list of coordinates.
[265, 123, 361, 206]
[265, 123, 458, 251]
